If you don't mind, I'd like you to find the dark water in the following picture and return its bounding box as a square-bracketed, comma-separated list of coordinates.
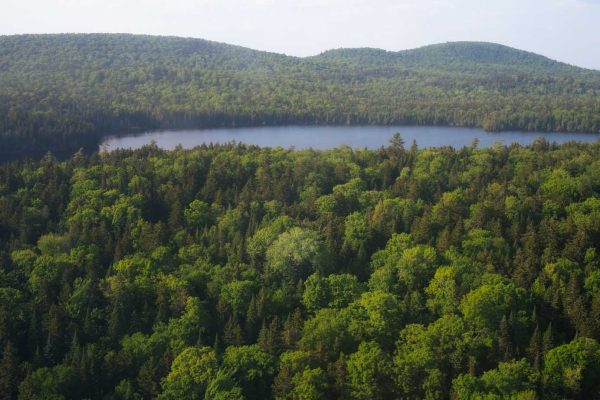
[100, 126, 600, 151]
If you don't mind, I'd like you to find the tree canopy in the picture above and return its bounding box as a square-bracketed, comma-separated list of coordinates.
[0, 139, 599, 398]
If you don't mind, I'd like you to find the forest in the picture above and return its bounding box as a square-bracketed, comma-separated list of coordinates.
[1, 34, 600, 157]
[1, 136, 600, 399]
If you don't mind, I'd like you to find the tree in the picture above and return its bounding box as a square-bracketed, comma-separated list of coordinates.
[266, 228, 327, 283]
[37, 233, 69, 256]
[272, 351, 315, 399]
[394, 315, 469, 400]
[302, 274, 330, 313]
[459, 276, 527, 332]
[183, 200, 213, 236]
[159, 347, 218, 400]
[0, 341, 21, 400]
[342, 211, 369, 253]
[167, 297, 211, 352]
[299, 308, 354, 361]
[220, 280, 256, 318]
[541, 168, 578, 207]
[204, 370, 244, 400]
[425, 266, 459, 316]
[290, 368, 327, 400]
[18, 366, 78, 400]
[246, 216, 295, 266]
[327, 274, 364, 309]
[346, 291, 403, 349]
[452, 359, 538, 399]
[346, 341, 393, 400]
[369, 234, 438, 294]
[302, 273, 364, 313]
[389, 132, 405, 151]
[222, 345, 277, 400]
[542, 337, 600, 399]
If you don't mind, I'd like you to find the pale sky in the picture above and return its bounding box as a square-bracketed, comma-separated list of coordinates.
[2, 0, 600, 69]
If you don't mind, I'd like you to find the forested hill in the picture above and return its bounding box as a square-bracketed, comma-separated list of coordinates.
[1, 33, 599, 157]
[315, 41, 576, 71]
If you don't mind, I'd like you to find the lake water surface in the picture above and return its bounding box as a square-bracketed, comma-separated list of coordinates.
[100, 126, 600, 151]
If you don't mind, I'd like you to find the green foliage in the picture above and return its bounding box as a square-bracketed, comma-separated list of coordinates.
[452, 359, 538, 399]
[369, 233, 438, 295]
[204, 370, 244, 400]
[183, 200, 213, 233]
[222, 345, 277, 399]
[266, 227, 327, 282]
[36, 234, 70, 255]
[394, 315, 471, 399]
[459, 275, 527, 332]
[302, 273, 364, 312]
[18, 366, 78, 400]
[1, 141, 600, 398]
[346, 291, 403, 349]
[346, 341, 393, 399]
[159, 347, 218, 400]
[290, 368, 328, 400]
[302, 274, 330, 313]
[542, 338, 600, 399]
[167, 297, 210, 353]
[247, 216, 295, 264]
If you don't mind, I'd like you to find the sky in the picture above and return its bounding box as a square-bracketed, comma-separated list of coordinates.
[2, 0, 600, 69]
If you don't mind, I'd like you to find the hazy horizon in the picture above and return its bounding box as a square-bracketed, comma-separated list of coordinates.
[2, 0, 600, 69]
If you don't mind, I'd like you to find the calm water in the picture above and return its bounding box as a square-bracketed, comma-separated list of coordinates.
[100, 126, 600, 151]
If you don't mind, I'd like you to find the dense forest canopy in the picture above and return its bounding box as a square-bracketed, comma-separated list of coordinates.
[0, 34, 599, 157]
[1, 138, 600, 398]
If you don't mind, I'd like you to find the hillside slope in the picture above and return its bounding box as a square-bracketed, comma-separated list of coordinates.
[314, 41, 576, 71]
[0, 34, 599, 156]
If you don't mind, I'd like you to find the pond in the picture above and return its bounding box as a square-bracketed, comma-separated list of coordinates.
[100, 125, 600, 151]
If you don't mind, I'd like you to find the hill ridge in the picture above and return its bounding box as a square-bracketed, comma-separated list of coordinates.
[0, 33, 589, 71]
[313, 41, 580, 71]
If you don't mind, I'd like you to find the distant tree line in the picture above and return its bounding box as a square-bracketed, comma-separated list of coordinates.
[0, 34, 599, 157]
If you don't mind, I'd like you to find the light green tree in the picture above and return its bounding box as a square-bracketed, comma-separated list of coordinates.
[159, 347, 218, 400]
[346, 341, 393, 400]
[266, 227, 327, 282]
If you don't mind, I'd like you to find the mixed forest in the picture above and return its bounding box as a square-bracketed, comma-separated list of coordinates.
[1, 137, 600, 399]
[1, 34, 600, 157]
